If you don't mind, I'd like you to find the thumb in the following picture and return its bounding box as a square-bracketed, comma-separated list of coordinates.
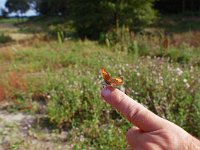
[101, 86, 167, 132]
[126, 127, 142, 147]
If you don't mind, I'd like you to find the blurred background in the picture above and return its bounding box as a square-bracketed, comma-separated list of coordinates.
[0, 0, 200, 149]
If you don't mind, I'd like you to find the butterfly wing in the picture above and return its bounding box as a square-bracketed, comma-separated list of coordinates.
[101, 67, 123, 86]
[101, 67, 113, 85]
[111, 77, 123, 86]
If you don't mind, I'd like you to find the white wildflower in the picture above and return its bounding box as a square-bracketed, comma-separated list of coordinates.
[136, 72, 140, 76]
[176, 68, 183, 76]
[80, 135, 85, 142]
[185, 83, 190, 88]
[134, 92, 138, 95]
[183, 79, 187, 83]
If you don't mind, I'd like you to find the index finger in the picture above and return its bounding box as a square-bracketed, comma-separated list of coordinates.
[101, 86, 166, 132]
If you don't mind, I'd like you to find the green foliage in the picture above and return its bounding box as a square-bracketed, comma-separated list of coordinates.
[165, 47, 190, 64]
[99, 26, 200, 66]
[1, 14, 200, 148]
[17, 17, 75, 39]
[71, 0, 157, 39]
[5, 0, 31, 15]
[100, 27, 150, 58]
[0, 18, 27, 23]
[57, 31, 64, 47]
[30, 0, 157, 39]
[47, 73, 100, 126]
[0, 34, 13, 44]
[124, 58, 200, 137]
[0, 38, 200, 148]
[0, 8, 9, 18]
[48, 22, 75, 38]
[34, 0, 70, 16]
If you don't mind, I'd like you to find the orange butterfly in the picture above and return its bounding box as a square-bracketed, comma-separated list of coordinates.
[101, 67, 123, 86]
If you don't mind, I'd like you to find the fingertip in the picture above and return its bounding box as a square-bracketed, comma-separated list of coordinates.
[101, 86, 115, 98]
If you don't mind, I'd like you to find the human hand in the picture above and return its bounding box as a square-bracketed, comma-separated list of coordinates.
[101, 86, 200, 150]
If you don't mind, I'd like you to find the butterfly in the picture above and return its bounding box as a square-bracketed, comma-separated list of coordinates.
[101, 67, 123, 86]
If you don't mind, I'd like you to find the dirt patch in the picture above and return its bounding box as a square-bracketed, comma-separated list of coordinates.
[0, 109, 73, 150]
[0, 110, 32, 123]
[0, 23, 16, 29]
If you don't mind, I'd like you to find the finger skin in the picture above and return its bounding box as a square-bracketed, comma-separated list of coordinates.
[126, 127, 142, 148]
[101, 86, 167, 132]
[101, 86, 200, 150]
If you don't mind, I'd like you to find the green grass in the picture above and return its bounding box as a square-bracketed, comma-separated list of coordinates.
[0, 17, 28, 23]
[15, 16, 75, 38]
[0, 16, 200, 149]
[0, 38, 200, 149]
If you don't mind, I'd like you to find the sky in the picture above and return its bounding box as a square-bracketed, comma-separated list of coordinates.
[0, 0, 37, 16]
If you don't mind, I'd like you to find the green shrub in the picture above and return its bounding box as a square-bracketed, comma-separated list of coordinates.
[2, 39, 200, 148]
[0, 34, 13, 44]
[124, 58, 200, 137]
[100, 27, 150, 58]
[165, 47, 191, 64]
[48, 21, 75, 39]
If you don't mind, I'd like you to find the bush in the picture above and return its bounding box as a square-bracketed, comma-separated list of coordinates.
[0, 34, 13, 44]
[124, 57, 200, 137]
[100, 27, 150, 57]
[48, 21, 75, 39]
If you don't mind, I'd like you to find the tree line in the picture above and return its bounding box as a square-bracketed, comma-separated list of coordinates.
[155, 0, 200, 14]
[2, 0, 200, 38]
[4, 0, 198, 16]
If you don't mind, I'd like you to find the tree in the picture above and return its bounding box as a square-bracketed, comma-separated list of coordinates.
[71, 0, 157, 39]
[0, 8, 8, 17]
[5, 0, 31, 16]
[31, 0, 157, 39]
[34, 0, 70, 16]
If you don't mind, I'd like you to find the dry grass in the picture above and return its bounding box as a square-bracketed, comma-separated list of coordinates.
[8, 71, 28, 92]
[170, 31, 200, 47]
[0, 85, 6, 102]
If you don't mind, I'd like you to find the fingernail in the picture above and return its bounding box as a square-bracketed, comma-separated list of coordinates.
[101, 87, 111, 97]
